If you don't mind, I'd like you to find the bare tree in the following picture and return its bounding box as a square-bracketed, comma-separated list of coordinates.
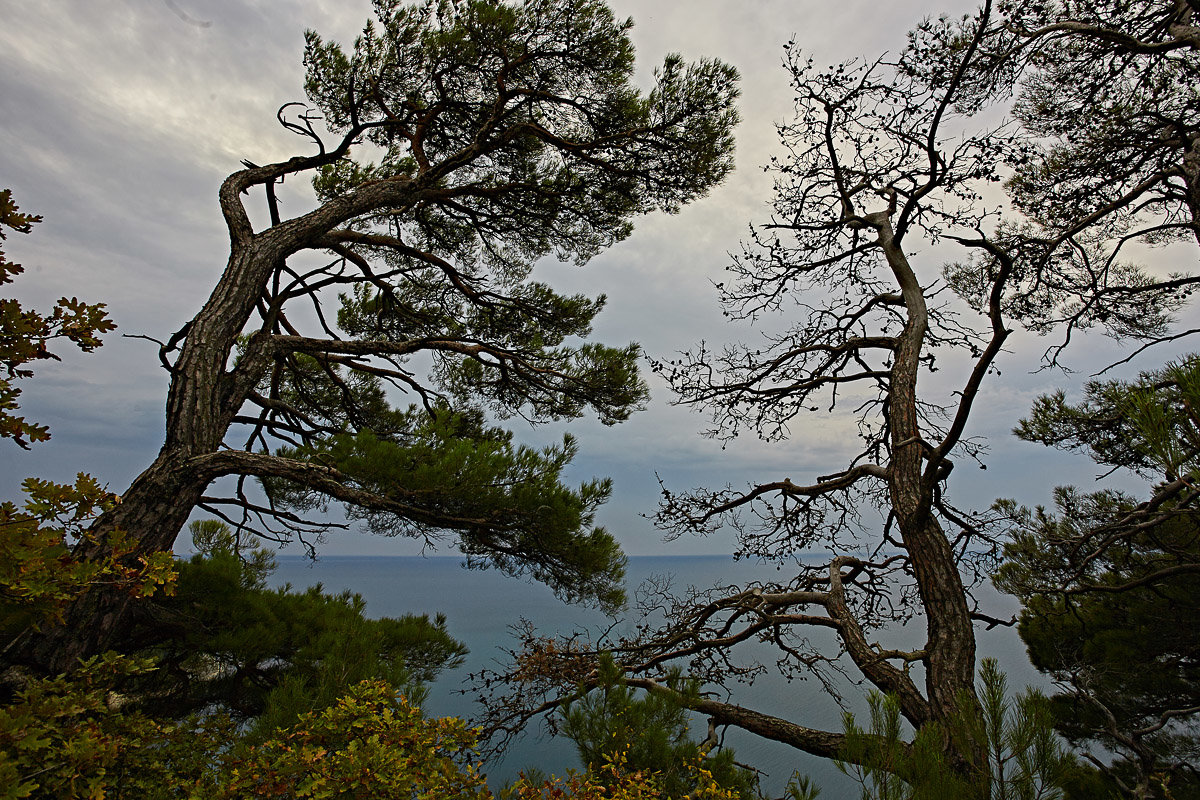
[479, 1, 1015, 774]
[474, 0, 1199, 787]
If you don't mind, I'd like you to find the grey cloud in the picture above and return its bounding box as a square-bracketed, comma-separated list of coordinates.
[1, 0, 1152, 558]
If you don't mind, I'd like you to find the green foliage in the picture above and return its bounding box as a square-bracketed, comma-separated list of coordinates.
[214, 680, 492, 799]
[266, 408, 627, 612]
[1013, 355, 1200, 481]
[505, 750, 747, 800]
[186, 518, 275, 587]
[838, 692, 962, 800]
[1, 660, 751, 800]
[218, 678, 749, 800]
[996, 1, 1200, 243]
[1013, 549, 1200, 796]
[283, 0, 738, 491]
[932, 1, 1200, 346]
[335, 282, 646, 428]
[999, 357, 1200, 796]
[2, 672, 486, 800]
[118, 521, 467, 739]
[0, 513, 473, 796]
[6, 0, 738, 665]
[997, 497, 1200, 794]
[0, 189, 114, 448]
[257, 2, 734, 610]
[0, 474, 175, 640]
[781, 774, 823, 800]
[0, 667, 757, 800]
[0, 652, 231, 800]
[835, 659, 1074, 800]
[991, 485, 1193, 610]
[0, 517, 473, 796]
[304, 0, 739, 227]
[559, 655, 759, 800]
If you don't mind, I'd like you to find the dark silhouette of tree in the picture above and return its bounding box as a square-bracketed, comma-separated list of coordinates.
[558, 655, 759, 799]
[943, 0, 1200, 367]
[107, 520, 469, 739]
[474, 0, 1200, 789]
[997, 357, 1200, 797]
[479, 1, 1021, 775]
[9, 0, 739, 675]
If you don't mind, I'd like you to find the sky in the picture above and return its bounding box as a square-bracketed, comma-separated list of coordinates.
[0, 0, 1185, 558]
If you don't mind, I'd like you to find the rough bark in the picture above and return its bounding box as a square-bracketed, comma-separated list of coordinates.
[877, 218, 977, 731]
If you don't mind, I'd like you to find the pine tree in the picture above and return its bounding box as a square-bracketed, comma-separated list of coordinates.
[998, 356, 1200, 798]
[835, 660, 1074, 800]
[114, 521, 468, 739]
[560, 655, 759, 800]
[11, 0, 740, 675]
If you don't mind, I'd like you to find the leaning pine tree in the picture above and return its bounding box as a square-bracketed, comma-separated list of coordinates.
[10, 0, 739, 674]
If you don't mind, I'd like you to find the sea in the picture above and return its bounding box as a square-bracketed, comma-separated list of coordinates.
[271, 554, 1043, 797]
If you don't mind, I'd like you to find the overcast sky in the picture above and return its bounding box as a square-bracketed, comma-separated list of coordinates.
[0, 0, 1184, 558]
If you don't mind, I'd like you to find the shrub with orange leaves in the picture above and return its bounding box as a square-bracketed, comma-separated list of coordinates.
[505, 749, 744, 800]
[213, 680, 492, 800]
[0, 473, 175, 643]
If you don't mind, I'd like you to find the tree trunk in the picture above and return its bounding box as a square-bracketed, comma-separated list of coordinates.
[6, 449, 210, 673]
[881, 216, 980, 770]
[1184, 135, 1200, 248]
[9, 241, 276, 674]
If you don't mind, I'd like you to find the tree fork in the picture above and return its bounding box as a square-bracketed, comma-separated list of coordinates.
[6, 0, 740, 676]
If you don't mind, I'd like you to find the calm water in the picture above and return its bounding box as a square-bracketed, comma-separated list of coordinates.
[271, 555, 1040, 796]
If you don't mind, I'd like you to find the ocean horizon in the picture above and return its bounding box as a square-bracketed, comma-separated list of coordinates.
[271, 553, 1041, 795]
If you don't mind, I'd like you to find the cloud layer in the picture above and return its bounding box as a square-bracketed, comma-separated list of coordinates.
[0, 0, 1165, 556]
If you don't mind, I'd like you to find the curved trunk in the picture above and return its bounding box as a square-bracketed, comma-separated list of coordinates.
[879, 217, 979, 766]
[9, 174, 432, 675]
[10, 242, 277, 674]
[10, 174, 438, 674]
[889, 316, 975, 726]
[8, 451, 209, 674]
